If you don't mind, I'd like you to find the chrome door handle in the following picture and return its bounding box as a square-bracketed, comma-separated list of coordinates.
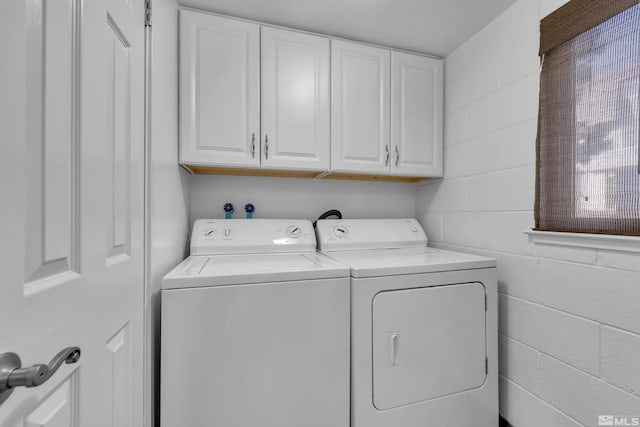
[385, 145, 390, 167]
[264, 135, 269, 160]
[0, 347, 81, 405]
[250, 133, 256, 158]
[394, 146, 400, 167]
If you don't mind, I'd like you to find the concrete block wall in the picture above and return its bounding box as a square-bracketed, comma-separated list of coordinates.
[416, 0, 640, 425]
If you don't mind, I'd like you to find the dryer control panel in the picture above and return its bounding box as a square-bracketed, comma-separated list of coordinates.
[191, 219, 316, 255]
[315, 219, 427, 252]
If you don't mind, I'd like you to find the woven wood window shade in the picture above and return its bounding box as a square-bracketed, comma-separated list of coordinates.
[535, 0, 640, 235]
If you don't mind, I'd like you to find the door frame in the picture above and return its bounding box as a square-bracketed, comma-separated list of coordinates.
[143, 9, 153, 427]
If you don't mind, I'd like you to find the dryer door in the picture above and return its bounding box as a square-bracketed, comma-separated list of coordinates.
[372, 282, 486, 410]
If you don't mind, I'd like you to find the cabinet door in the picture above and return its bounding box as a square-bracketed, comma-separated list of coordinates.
[179, 11, 260, 167]
[391, 52, 443, 177]
[261, 27, 330, 171]
[331, 41, 390, 174]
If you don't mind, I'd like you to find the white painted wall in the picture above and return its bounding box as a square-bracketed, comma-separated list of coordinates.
[147, 1, 190, 426]
[416, 0, 640, 425]
[189, 175, 418, 224]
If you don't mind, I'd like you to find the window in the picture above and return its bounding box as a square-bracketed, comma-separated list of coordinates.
[535, 0, 640, 236]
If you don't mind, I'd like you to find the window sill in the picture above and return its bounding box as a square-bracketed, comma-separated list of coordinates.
[524, 230, 640, 253]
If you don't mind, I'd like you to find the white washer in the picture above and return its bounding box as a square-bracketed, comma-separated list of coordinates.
[316, 218, 498, 427]
[161, 219, 350, 427]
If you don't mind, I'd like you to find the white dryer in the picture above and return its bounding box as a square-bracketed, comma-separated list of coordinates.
[316, 218, 498, 427]
[161, 219, 350, 427]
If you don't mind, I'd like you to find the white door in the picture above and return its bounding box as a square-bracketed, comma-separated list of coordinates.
[372, 283, 486, 410]
[179, 11, 260, 168]
[0, 0, 145, 425]
[391, 52, 443, 177]
[261, 27, 330, 171]
[331, 40, 390, 174]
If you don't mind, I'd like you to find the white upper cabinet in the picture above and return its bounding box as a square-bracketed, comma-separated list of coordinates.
[331, 40, 390, 174]
[261, 27, 330, 171]
[391, 51, 443, 177]
[178, 9, 444, 179]
[179, 11, 260, 167]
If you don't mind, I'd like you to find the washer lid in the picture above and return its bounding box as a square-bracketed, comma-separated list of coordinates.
[162, 252, 349, 289]
[323, 247, 496, 278]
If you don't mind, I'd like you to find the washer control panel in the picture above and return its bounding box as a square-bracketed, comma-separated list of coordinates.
[191, 219, 316, 255]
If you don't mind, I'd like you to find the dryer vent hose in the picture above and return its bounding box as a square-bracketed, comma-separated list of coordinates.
[313, 209, 342, 229]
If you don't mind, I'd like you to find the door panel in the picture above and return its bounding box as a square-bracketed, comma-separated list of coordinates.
[331, 40, 390, 174]
[24, 0, 80, 292]
[25, 374, 79, 427]
[372, 282, 486, 410]
[106, 16, 132, 263]
[105, 325, 131, 427]
[179, 11, 260, 167]
[261, 27, 330, 171]
[391, 52, 443, 177]
[0, 0, 145, 425]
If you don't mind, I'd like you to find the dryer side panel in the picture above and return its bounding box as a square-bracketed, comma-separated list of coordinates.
[372, 282, 486, 410]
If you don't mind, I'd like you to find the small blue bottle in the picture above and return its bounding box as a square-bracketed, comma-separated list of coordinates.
[223, 203, 234, 219]
[244, 203, 255, 219]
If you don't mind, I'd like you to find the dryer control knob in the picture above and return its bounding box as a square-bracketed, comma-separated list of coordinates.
[286, 226, 302, 238]
[410, 225, 419, 233]
[333, 226, 349, 238]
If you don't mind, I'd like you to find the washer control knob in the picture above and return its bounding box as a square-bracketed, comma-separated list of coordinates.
[333, 226, 349, 238]
[224, 228, 231, 237]
[204, 228, 215, 237]
[286, 226, 302, 238]
[410, 225, 419, 233]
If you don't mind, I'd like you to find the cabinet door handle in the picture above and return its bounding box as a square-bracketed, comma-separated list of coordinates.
[251, 133, 256, 158]
[395, 146, 400, 167]
[0, 347, 81, 405]
[385, 145, 390, 167]
[264, 135, 269, 160]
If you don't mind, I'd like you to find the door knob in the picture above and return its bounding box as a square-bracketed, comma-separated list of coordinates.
[0, 347, 81, 405]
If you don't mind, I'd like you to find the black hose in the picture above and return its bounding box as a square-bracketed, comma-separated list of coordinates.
[313, 209, 342, 229]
